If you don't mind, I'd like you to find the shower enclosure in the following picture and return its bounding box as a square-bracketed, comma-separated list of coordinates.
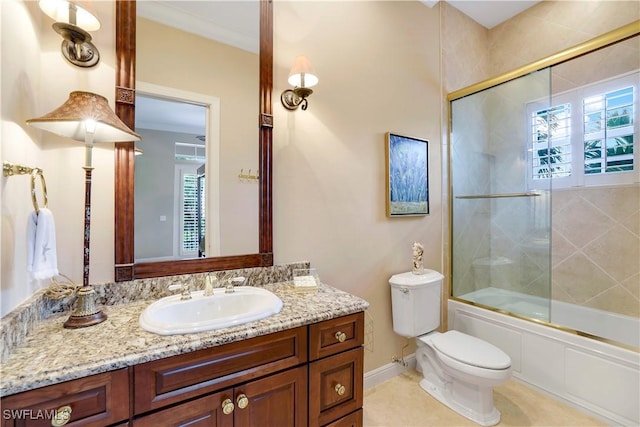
[449, 26, 639, 350]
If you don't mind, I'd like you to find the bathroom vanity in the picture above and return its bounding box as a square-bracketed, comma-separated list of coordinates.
[0, 280, 368, 427]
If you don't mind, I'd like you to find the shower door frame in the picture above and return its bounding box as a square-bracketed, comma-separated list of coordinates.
[445, 21, 640, 350]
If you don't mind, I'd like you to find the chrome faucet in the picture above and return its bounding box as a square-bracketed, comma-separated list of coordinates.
[225, 276, 246, 294]
[168, 283, 192, 300]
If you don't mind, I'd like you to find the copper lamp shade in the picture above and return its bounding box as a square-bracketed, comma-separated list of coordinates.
[27, 91, 140, 142]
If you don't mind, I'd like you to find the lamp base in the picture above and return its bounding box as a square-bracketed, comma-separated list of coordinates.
[63, 286, 107, 329]
[63, 311, 107, 329]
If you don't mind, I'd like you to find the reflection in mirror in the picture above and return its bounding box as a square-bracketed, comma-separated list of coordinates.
[134, 90, 213, 262]
[135, 1, 259, 260]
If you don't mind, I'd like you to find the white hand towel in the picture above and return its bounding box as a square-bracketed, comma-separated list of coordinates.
[26, 208, 59, 280]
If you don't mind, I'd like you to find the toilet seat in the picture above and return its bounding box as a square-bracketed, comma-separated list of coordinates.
[425, 330, 511, 370]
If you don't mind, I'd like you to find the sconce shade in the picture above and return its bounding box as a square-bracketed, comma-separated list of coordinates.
[27, 91, 140, 143]
[287, 55, 319, 88]
[39, 0, 100, 31]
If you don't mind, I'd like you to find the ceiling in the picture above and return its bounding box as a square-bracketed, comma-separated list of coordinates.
[423, 0, 541, 29]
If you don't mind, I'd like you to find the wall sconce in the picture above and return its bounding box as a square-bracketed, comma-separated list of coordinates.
[27, 91, 140, 328]
[38, 0, 101, 67]
[281, 55, 319, 111]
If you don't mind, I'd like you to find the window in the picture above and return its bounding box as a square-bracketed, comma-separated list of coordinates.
[528, 72, 638, 188]
[531, 103, 572, 180]
[583, 87, 634, 175]
[175, 142, 205, 162]
[181, 173, 199, 254]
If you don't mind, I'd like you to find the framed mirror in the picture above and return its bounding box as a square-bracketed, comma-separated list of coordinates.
[114, 0, 273, 281]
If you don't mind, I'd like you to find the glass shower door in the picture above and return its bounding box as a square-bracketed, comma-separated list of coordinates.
[450, 68, 553, 322]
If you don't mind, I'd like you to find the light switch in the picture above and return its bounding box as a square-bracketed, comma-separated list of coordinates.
[160, 215, 167, 222]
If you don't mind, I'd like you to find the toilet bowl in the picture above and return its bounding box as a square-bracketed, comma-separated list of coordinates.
[416, 330, 512, 426]
[389, 270, 512, 426]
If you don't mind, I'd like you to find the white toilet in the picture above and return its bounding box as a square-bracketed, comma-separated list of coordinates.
[390, 270, 512, 426]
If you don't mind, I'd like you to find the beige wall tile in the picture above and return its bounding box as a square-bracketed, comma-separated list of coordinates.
[584, 285, 640, 318]
[553, 253, 617, 303]
[584, 225, 640, 283]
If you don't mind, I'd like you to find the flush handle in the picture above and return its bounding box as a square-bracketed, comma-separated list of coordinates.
[335, 331, 346, 342]
[400, 287, 409, 294]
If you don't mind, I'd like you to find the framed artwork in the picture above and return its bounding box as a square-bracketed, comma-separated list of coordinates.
[385, 132, 429, 217]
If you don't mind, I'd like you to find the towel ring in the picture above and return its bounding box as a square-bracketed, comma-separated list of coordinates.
[30, 168, 48, 213]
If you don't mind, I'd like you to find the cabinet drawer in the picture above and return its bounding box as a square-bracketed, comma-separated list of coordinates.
[309, 312, 364, 360]
[134, 326, 307, 415]
[309, 347, 363, 427]
[0, 368, 129, 427]
[323, 409, 362, 427]
[133, 389, 233, 427]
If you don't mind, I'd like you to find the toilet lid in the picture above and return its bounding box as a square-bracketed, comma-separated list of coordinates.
[431, 331, 511, 370]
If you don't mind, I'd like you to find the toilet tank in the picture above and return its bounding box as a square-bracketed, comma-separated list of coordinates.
[389, 270, 444, 338]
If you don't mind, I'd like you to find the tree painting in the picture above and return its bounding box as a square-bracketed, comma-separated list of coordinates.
[387, 133, 429, 216]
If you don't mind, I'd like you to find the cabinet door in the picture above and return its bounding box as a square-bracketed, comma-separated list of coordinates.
[323, 409, 362, 427]
[309, 347, 363, 427]
[233, 366, 307, 427]
[133, 390, 233, 427]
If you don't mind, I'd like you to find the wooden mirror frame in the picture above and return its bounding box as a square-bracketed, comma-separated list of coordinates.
[113, 0, 273, 281]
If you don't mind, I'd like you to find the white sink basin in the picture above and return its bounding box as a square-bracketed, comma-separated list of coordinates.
[139, 286, 283, 335]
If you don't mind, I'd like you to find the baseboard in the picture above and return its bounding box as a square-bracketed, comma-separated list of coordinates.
[364, 353, 416, 390]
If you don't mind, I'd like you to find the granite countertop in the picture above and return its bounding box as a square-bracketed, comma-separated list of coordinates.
[0, 282, 369, 397]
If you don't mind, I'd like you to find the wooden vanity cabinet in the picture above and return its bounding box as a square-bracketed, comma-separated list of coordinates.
[1, 312, 365, 427]
[0, 368, 129, 427]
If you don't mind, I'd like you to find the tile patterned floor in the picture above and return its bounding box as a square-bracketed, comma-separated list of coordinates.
[363, 370, 606, 427]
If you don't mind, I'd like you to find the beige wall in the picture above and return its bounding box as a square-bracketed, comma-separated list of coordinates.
[2, 0, 444, 372]
[273, 1, 443, 371]
[489, 1, 640, 77]
[1, 0, 116, 316]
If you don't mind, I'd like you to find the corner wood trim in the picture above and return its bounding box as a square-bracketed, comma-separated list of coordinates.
[261, 252, 274, 265]
[116, 87, 135, 105]
[260, 113, 273, 128]
[115, 264, 134, 282]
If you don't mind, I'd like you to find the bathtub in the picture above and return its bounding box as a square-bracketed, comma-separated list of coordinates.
[449, 291, 640, 426]
[459, 287, 639, 348]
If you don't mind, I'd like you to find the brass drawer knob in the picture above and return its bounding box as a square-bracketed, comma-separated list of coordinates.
[335, 383, 346, 396]
[237, 393, 249, 409]
[222, 398, 235, 415]
[51, 405, 72, 426]
[335, 331, 347, 342]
